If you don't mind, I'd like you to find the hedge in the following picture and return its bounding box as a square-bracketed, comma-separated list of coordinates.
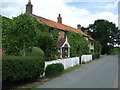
[2, 56, 45, 83]
[45, 63, 64, 77]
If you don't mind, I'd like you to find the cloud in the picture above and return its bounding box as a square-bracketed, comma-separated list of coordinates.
[95, 1, 119, 11]
[87, 12, 118, 26]
[0, 0, 25, 18]
[0, 0, 118, 28]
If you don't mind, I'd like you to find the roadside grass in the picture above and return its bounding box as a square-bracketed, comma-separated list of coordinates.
[9, 80, 43, 90]
[82, 60, 92, 64]
[17, 82, 43, 89]
[82, 57, 101, 64]
[64, 65, 81, 73]
[4, 81, 43, 90]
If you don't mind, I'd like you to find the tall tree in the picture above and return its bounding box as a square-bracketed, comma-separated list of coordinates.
[84, 19, 119, 54]
[2, 13, 57, 58]
[13, 13, 38, 56]
[2, 16, 17, 55]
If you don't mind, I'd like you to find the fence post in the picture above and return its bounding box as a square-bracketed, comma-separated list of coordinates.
[63, 58, 66, 69]
[79, 57, 81, 64]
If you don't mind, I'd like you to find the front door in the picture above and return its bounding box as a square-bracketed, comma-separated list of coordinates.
[62, 47, 68, 58]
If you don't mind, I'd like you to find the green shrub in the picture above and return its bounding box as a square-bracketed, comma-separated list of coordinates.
[45, 63, 64, 77]
[26, 47, 44, 58]
[109, 48, 119, 55]
[52, 55, 58, 60]
[2, 56, 45, 82]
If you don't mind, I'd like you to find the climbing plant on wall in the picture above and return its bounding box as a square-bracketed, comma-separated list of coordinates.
[51, 28, 59, 43]
[36, 27, 59, 60]
[68, 31, 89, 57]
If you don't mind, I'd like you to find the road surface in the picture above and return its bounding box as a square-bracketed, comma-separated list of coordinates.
[35, 55, 118, 88]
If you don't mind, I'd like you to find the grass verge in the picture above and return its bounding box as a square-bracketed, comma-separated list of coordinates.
[64, 65, 81, 73]
[7, 81, 43, 90]
[20, 82, 42, 89]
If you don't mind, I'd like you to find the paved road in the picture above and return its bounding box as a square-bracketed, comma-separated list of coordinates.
[35, 55, 118, 88]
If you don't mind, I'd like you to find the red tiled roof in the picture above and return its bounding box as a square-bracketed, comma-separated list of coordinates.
[31, 14, 93, 40]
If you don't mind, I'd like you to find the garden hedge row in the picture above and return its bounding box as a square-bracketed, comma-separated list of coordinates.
[45, 63, 64, 77]
[2, 56, 45, 82]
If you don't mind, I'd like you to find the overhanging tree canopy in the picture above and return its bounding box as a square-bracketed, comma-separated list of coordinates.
[82, 19, 119, 54]
[2, 13, 56, 58]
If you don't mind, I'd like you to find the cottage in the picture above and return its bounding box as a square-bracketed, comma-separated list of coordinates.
[26, 0, 94, 58]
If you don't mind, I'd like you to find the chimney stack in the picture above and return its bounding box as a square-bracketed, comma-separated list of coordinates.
[57, 14, 62, 24]
[77, 24, 81, 30]
[26, 0, 33, 14]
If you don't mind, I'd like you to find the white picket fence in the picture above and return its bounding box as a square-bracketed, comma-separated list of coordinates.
[45, 57, 79, 69]
[41, 55, 93, 77]
[81, 55, 92, 63]
[44, 55, 92, 70]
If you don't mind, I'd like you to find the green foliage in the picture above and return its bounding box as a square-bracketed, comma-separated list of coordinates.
[26, 47, 44, 58]
[94, 41, 102, 54]
[37, 27, 59, 60]
[2, 14, 57, 59]
[82, 60, 92, 64]
[13, 13, 39, 56]
[52, 55, 58, 60]
[2, 16, 17, 55]
[50, 28, 59, 43]
[2, 13, 38, 56]
[86, 19, 119, 54]
[68, 31, 89, 57]
[45, 63, 64, 77]
[109, 48, 119, 55]
[36, 31, 56, 60]
[50, 28, 59, 58]
[2, 56, 44, 82]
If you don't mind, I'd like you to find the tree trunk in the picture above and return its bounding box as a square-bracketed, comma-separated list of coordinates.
[22, 40, 26, 56]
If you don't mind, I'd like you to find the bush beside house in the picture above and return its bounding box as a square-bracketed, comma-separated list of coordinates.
[26, 47, 44, 58]
[45, 63, 64, 77]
